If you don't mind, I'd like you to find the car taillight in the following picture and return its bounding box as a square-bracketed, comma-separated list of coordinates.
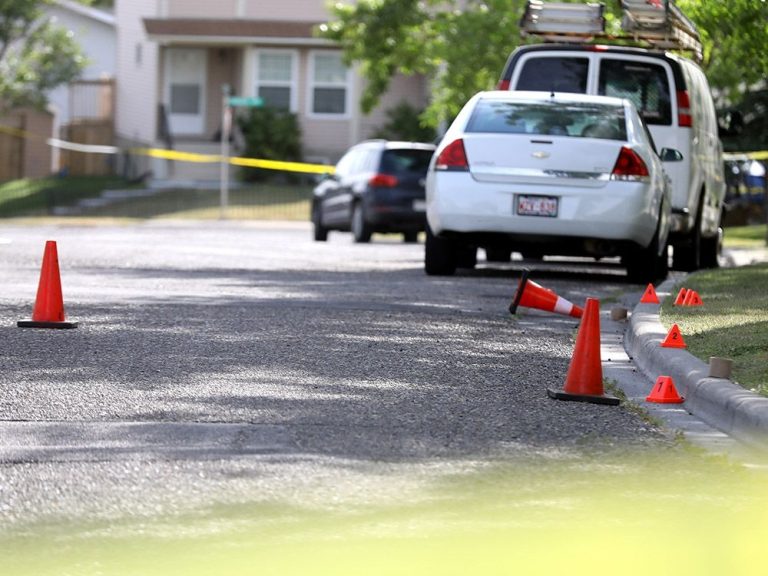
[368, 173, 398, 187]
[435, 139, 469, 171]
[611, 146, 649, 180]
[677, 90, 692, 127]
[497, 79, 510, 90]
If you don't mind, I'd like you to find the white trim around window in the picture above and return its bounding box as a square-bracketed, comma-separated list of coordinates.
[250, 48, 299, 112]
[307, 50, 352, 120]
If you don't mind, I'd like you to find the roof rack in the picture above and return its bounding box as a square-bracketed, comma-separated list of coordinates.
[519, 0, 703, 61]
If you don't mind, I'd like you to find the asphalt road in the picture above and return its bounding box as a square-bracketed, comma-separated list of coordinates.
[0, 221, 676, 531]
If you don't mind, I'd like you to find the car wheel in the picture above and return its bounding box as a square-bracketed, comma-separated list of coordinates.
[456, 245, 477, 269]
[312, 202, 328, 242]
[672, 193, 704, 271]
[425, 225, 457, 276]
[485, 247, 511, 263]
[351, 202, 372, 243]
[699, 227, 722, 269]
[403, 231, 419, 243]
[626, 216, 668, 284]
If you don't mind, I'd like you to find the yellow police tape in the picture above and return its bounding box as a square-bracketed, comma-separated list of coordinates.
[6, 122, 766, 172]
[134, 147, 335, 175]
[723, 151, 768, 161]
[2, 122, 335, 175]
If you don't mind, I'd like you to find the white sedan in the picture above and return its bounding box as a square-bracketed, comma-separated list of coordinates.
[425, 91, 678, 283]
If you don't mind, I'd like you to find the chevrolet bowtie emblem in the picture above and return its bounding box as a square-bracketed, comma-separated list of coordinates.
[532, 151, 550, 159]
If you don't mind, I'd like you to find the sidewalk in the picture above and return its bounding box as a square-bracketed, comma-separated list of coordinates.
[621, 247, 768, 457]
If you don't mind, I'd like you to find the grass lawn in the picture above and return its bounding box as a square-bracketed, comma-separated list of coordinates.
[661, 262, 768, 396]
[723, 223, 768, 248]
[0, 176, 313, 221]
[0, 176, 141, 217]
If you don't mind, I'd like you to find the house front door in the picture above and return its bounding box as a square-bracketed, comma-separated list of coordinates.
[165, 48, 207, 136]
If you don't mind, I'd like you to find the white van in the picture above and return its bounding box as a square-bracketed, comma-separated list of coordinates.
[498, 33, 726, 271]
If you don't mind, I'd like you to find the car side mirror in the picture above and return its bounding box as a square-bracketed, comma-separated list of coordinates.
[660, 148, 684, 162]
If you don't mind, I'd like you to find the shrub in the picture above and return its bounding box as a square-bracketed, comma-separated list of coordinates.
[236, 107, 303, 182]
[371, 101, 436, 143]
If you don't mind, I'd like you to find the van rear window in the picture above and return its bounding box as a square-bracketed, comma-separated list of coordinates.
[598, 59, 672, 125]
[515, 57, 589, 93]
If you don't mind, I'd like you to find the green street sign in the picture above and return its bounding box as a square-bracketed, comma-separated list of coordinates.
[228, 96, 264, 107]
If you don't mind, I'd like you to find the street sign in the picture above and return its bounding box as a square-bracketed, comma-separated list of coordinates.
[227, 96, 264, 107]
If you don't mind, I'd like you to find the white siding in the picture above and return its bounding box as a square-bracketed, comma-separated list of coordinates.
[242, 0, 330, 20]
[46, 5, 116, 126]
[358, 74, 430, 140]
[165, 0, 331, 21]
[116, 0, 160, 146]
[166, 0, 238, 18]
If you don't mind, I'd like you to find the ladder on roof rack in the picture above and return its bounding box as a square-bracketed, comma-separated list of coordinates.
[519, 0, 703, 61]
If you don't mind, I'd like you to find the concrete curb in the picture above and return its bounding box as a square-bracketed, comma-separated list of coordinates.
[625, 277, 768, 451]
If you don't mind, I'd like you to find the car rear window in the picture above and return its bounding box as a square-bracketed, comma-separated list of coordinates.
[466, 99, 627, 140]
[380, 149, 435, 174]
[515, 57, 589, 93]
[598, 59, 672, 125]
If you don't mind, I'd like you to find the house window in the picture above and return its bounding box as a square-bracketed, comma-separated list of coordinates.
[255, 50, 297, 111]
[310, 52, 350, 117]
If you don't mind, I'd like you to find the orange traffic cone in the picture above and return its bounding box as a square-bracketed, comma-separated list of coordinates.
[509, 269, 583, 318]
[547, 298, 620, 405]
[640, 283, 659, 304]
[17, 240, 78, 329]
[660, 324, 686, 348]
[673, 288, 688, 306]
[646, 375, 684, 404]
[682, 289, 703, 306]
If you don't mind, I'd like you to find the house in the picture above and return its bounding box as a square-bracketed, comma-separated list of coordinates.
[114, 0, 430, 182]
[47, 0, 117, 175]
[0, 0, 115, 181]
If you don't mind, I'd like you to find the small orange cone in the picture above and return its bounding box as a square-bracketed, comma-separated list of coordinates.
[660, 324, 686, 348]
[682, 289, 703, 306]
[509, 269, 583, 318]
[673, 288, 688, 306]
[640, 283, 659, 304]
[547, 298, 620, 405]
[17, 240, 78, 329]
[646, 375, 684, 404]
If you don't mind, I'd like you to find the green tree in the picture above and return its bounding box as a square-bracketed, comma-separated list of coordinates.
[321, 0, 767, 132]
[0, 0, 87, 111]
[320, 0, 527, 127]
[678, 0, 768, 102]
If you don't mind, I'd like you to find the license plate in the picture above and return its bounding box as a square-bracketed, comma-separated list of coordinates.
[517, 195, 558, 217]
[413, 200, 426, 212]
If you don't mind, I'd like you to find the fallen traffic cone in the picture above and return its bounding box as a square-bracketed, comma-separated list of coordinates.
[682, 289, 703, 306]
[508, 269, 583, 318]
[646, 375, 684, 404]
[673, 288, 688, 306]
[547, 298, 620, 405]
[640, 283, 659, 304]
[660, 324, 686, 348]
[17, 240, 78, 329]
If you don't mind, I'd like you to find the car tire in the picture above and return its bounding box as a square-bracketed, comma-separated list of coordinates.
[351, 202, 372, 243]
[456, 245, 477, 269]
[403, 231, 419, 243]
[485, 247, 511, 263]
[312, 202, 328, 242]
[672, 193, 704, 272]
[425, 225, 457, 276]
[700, 219, 723, 269]
[626, 216, 668, 284]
